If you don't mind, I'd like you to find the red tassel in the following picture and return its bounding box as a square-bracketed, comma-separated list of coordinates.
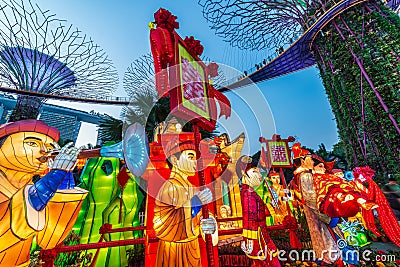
[354, 167, 400, 246]
[362, 209, 381, 237]
[289, 229, 302, 249]
[371, 181, 400, 246]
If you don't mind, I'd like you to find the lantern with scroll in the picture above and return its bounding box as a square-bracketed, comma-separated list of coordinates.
[149, 8, 231, 267]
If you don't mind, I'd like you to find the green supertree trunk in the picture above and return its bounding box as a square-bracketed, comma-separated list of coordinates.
[313, 0, 400, 176]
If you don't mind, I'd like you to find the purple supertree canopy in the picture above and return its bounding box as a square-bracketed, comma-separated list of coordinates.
[0, 46, 76, 93]
[0, 0, 118, 99]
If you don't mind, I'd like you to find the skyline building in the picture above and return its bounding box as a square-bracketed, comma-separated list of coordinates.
[0, 94, 103, 144]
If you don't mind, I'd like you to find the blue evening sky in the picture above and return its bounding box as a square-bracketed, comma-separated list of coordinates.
[33, 0, 339, 153]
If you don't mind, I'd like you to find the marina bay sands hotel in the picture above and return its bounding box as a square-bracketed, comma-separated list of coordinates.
[0, 94, 106, 145]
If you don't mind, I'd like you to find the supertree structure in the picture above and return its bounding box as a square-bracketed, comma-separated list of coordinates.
[122, 53, 160, 139]
[199, 0, 400, 175]
[124, 53, 156, 98]
[0, 0, 118, 121]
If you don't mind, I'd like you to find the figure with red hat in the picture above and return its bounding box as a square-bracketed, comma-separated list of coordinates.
[293, 143, 400, 257]
[237, 155, 280, 267]
[153, 139, 215, 267]
[0, 120, 87, 266]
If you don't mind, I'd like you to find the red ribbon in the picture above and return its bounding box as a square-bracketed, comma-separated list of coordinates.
[207, 62, 219, 78]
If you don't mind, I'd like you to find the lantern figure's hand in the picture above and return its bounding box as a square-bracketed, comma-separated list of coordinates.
[241, 239, 254, 254]
[51, 142, 83, 171]
[49, 142, 62, 153]
[45, 142, 61, 168]
[200, 217, 217, 234]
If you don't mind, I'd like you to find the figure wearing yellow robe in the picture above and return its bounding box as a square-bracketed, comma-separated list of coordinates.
[267, 171, 290, 225]
[153, 140, 213, 267]
[0, 120, 87, 266]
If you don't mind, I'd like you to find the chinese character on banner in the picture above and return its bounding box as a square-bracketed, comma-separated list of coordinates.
[181, 58, 207, 112]
[260, 136, 293, 168]
[269, 142, 289, 165]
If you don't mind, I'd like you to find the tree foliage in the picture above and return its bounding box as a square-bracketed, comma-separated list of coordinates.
[313, 1, 400, 176]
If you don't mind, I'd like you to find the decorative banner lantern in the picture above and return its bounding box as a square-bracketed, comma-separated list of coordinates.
[149, 8, 230, 131]
[168, 33, 218, 132]
[259, 134, 294, 169]
[258, 135, 301, 248]
[149, 8, 231, 267]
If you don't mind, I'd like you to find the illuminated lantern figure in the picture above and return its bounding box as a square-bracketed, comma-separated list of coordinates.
[293, 142, 400, 262]
[291, 143, 343, 265]
[312, 156, 400, 247]
[266, 170, 291, 225]
[153, 139, 215, 267]
[312, 155, 378, 218]
[0, 120, 87, 266]
[237, 156, 280, 267]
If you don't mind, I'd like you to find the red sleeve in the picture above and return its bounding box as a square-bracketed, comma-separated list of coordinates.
[242, 188, 260, 231]
[241, 189, 249, 230]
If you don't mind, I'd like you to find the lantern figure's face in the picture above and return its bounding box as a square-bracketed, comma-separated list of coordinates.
[0, 132, 55, 173]
[270, 175, 280, 185]
[174, 149, 197, 176]
[246, 167, 262, 187]
[314, 162, 326, 174]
